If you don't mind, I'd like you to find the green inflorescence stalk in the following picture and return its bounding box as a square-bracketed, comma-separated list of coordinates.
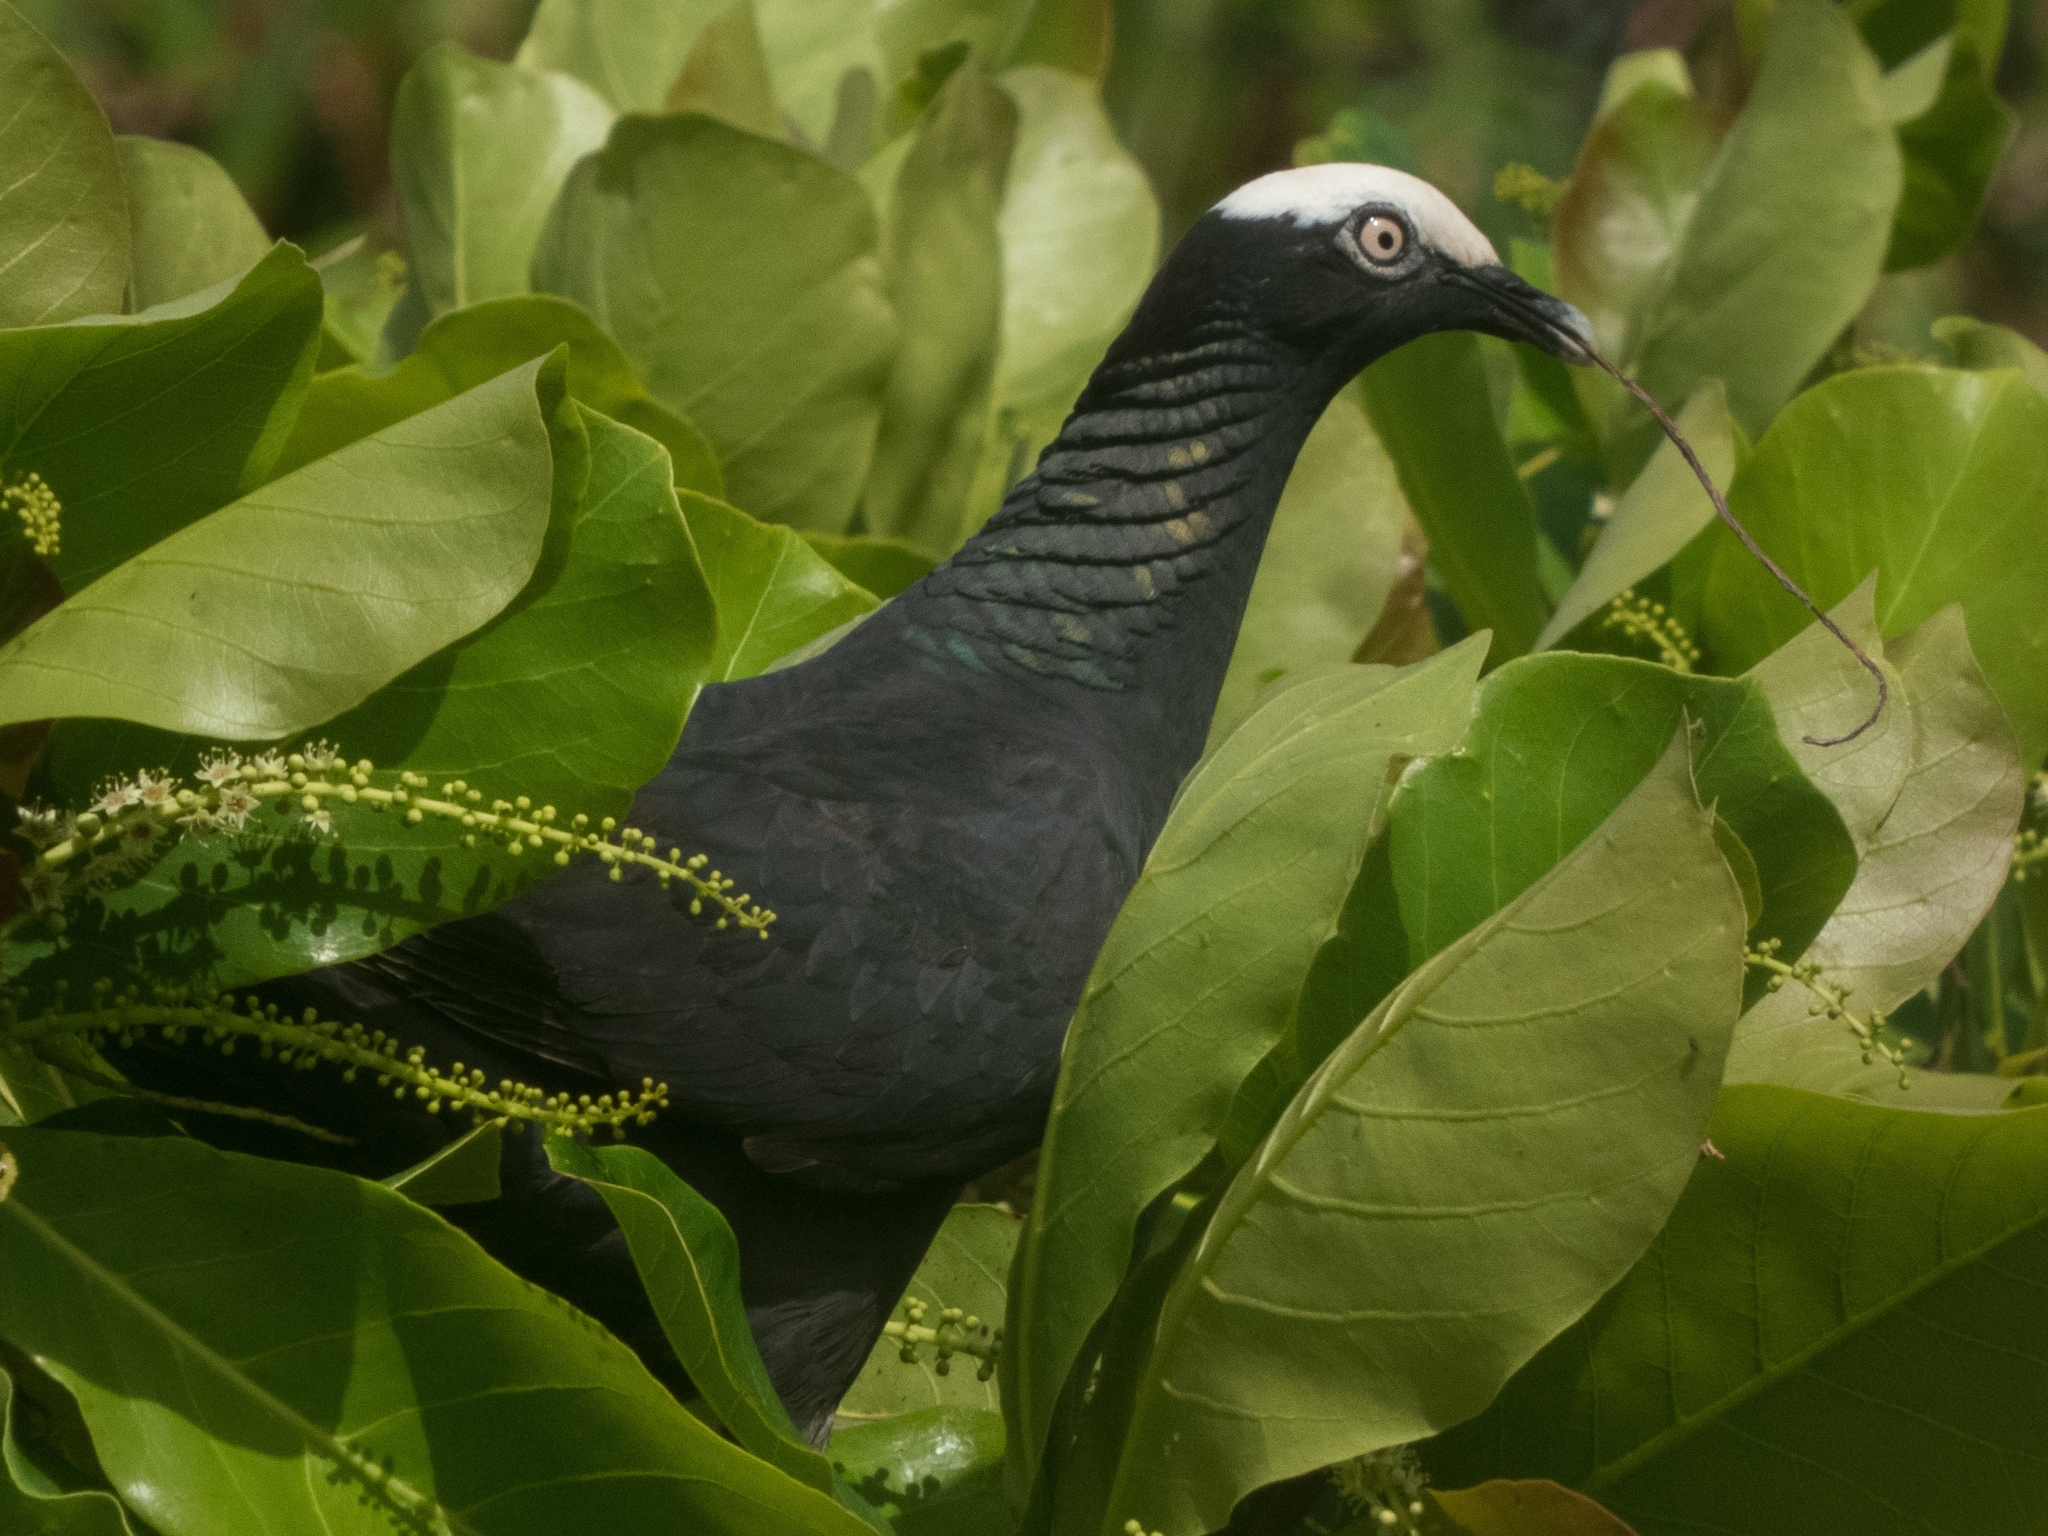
[880, 1294, 1002, 1382]
[1745, 938, 1911, 1086]
[1601, 588, 1701, 673]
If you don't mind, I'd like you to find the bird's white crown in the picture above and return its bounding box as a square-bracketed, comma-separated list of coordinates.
[1214, 163, 1499, 270]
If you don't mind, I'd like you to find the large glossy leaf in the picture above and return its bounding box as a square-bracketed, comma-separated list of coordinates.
[861, 61, 1015, 555]
[680, 492, 879, 680]
[801, 533, 935, 600]
[1374, 653, 1854, 980]
[962, 66, 1158, 531]
[1630, 0, 1900, 446]
[1097, 736, 1744, 1535]
[24, 406, 710, 995]
[516, 0, 727, 111]
[1700, 365, 2048, 767]
[1729, 593, 2025, 1102]
[391, 43, 615, 317]
[272, 294, 720, 496]
[1432, 1481, 1639, 1536]
[1551, 50, 1717, 368]
[0, 2, 128, 327]
[841, 1204, 1018, 1424]
[666, 0, 784, 138]
[535, 113, 897, 533]
[115, 137, 271, 311]
[1424, 1085, 2048, 1535]
[0, 354, 565, 742]
[830, 1407, 1007, 1536]
[0, 1127, 874, 1534]
[1359, 331, 1548, 662]
[546, 1136, 832, 1490]
[1935, 313, 2048, 397]
[1211, 387, 1408, 737]
[1005, 641, 1488, 1486]
[756, 0, 887, 147]
[0, 243, 324, 594]
[1536, 383, 1734, 650]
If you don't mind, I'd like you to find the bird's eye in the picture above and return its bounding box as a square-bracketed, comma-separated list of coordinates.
[1357, 214, 1407, 265]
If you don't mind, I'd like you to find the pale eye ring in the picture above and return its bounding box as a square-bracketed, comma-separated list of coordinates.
[1357, 213, 1408, 265]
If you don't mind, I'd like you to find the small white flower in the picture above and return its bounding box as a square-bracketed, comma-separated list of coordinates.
[304, 807, 334, 836]
[178, 807, 219, 836]
[14, 804, 66, 849]
[300, 740, 339, 772]
[132, 770, 176, 808]
[216, 786, 257, 829]
[196, 753, 242, 788]
[248, 752, 288, 780]
[95, 779, 139, 814]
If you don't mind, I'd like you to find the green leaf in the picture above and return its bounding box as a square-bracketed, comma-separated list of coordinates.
[963, 66, 1157, 531]
[862, 60, 1015, 555]
[0, 1127, 876, 1534]
[1700, 364, 2048, 768]
[1359, 331, 1548, 661]
[755, 0, 887, 148]
[545, 1136, 834, 1491]
[829, 1407, 1007, 1536]
[534, 113, 897, 533]
[1005, 642, 1488, 1489]
[0, 354, 566, 742]
[1934, 312, 2048, 398]
[391, 43, 616, 318]
[30, 405, 710, 995]
[0, 242, 324, 594]
[1886, 33, 2016, 270]
[1098, 735, 1744, 1534]
[115, 137, 271, 312]
[877, 1, 1034, 93]
[681, 492, 879, 680]
[516, 0, 728, 112]
[379, 1121, 502, 1206]
[0, 1365, 138, 1536]
[801, 533, 935, 599]
[1431, 1481, 1640, 1536]
[0, 2, 128, 327]
[841, 1204, 1018, 1424]
[666, 0, 784, 139]
[1007, 0, 1112, 78]
[1630, 0, 1901, 447]
[1425, 1084, 2048, 1535]
[1536, 383, 1734, 650]
[1729, 590, 2024, 1102]
[1371, 654, 1854, 982]
[273, 294, 721, 497]
[0, 1049, 105, 1127]
[310, 236, 407, 369]
[1211, 387, 1409, 738]
[1551, 50, 1717, 369]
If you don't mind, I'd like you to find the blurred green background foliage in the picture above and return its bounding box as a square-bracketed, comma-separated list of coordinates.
[26, 0, 2048, 349]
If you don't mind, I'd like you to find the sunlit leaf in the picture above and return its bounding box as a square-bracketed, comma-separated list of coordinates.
[756, 0, 887, 147]
[1359, 331, 1548, 661]
[1212, 388, 1409, 738]
[829, 1407, 1007, 1536]
[666, 0, 784, 138]
[1629, 0, 1900, 449]
[0, 243, 324, 594]
[273, 294, 721, 497]
[535, 113, 897, 532]
[0, 354, 566, 742]
[1537, 383, 1734, 650]
[1935, 312, 2048, 397]
[862, 61, 1015, 555]
[680, 492, 879, 680]
[516, 0, 727, 112]
[546, 1136, 834, 1490]
[1425, 1085, 2048, 1535]
[1700, 364, 2048, 767]
[1100, 736, 1743, 1533]
[0, 2, 128, 327]
[390, 43, 615, 317]
[115, 138, 271, 312]
[1729, 589, 2024, 1104]
[0, 1128, 876, 1534]
[1005, 642, 1488, 1487]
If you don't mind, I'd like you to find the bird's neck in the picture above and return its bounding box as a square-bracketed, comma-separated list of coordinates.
[882, 310, 1337, 817]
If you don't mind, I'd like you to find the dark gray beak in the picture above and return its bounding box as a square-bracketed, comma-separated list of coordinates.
[1443, 264, 1598, 364]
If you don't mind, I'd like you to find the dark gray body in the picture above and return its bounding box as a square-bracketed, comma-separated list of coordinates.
[116, 204, 1589, 1439]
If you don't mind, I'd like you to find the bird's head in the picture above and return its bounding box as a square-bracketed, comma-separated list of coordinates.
[1124, 163, 1595, 388]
